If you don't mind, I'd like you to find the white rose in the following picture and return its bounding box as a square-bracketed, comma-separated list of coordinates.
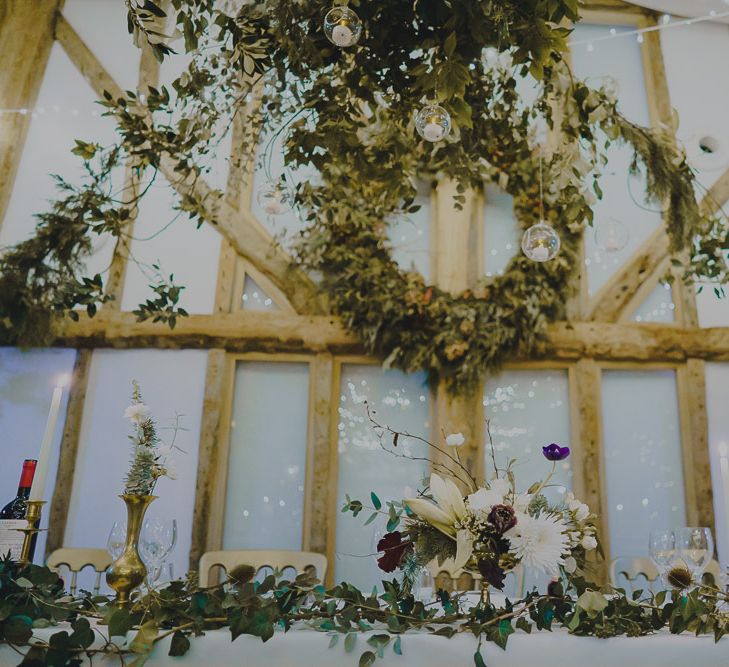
[124, 403, 150, 424]
[564, 556, 577, 574]
[446, 432, 465, 447]
[581, 535, 597, 551]
[467, 487, 503, 513]
[574, 503, 590, 522]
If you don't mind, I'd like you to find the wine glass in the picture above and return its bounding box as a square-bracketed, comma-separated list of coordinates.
[676, 527, 714, 583]
[140, 518, 177, 588]
[107, 521, 126, 560]
[649, 529, 676, 574]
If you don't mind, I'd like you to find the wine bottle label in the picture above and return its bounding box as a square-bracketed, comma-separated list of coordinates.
[0, 520, 27, 560]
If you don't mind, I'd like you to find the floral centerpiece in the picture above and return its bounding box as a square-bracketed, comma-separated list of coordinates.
[346, 414, 598, 598]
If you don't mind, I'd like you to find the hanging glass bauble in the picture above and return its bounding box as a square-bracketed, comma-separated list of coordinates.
[594, 218, 629, 253]
[323, 6, 362, 47]
[415, 104, 451, 143]
[256, 181, 292, 216]
[521, 221, 560, 262]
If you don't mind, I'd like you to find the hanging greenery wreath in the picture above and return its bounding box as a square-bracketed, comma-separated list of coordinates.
[0, 0, 726, 392]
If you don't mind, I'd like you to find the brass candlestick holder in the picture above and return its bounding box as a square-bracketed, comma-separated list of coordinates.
[17, 500, 46, 567]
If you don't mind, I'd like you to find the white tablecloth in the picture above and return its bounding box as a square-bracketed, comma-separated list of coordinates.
[2, 626, 728, 667]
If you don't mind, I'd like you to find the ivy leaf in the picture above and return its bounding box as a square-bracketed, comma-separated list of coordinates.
[474, 649, 487, 667]
[576, 591, 608, 618]
[169, 631, 191, 657]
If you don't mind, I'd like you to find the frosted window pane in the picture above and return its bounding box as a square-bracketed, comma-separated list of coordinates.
[571, 25, 662, 296]
[223, 362, 309, 550]
[706, 363, 729, 566]
[631, 283, 675, 323]
[0, 348, 76, 559]
[662, 23, 729, 190]
[697, 284, 729, 328]
[63, 0, 140, 92]
[120, 178, 221, 314]
[64, 350, 207, 579]
[1, 43, 119, 281]
[482, 370, 572, 497]
[602, 371, 686, 559]
[388, 181, 432, 281]
[241, 275, 278, 311]
[335, 366, 430, 589]
[482, 185, 519, 278]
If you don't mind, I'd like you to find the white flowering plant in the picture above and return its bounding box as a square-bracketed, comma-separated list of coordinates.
[343, 412, 599, 592]
[122, 381, 179, 496]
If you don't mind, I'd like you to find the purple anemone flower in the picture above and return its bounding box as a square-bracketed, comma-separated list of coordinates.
[542, 443, 570, 461]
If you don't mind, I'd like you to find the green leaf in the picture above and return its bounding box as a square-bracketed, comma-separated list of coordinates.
[370, 492, 382, 510]
[328, 634, 339, 649]
[169, 631, 191, 657]
[359, 650, 376, 667]
[129, 620, 158, 655]
[393, 636, 402, 655]
[474, 649, 487, 667]
[344, 633, 357, 653]
[576, 590, 608, 618]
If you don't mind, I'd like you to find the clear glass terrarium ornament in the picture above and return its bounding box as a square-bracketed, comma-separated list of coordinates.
[415, 104, 451, 143]
[323, 6, 362, 47]
[521, 221, 561, 262]
[594, 217, 629, 253]
[256, 181, 293, 217]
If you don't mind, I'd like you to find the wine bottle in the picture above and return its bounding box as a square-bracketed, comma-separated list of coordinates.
[0, 459, 38, 562]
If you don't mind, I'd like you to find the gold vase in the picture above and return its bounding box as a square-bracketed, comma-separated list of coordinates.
[106, 494, 156, 607]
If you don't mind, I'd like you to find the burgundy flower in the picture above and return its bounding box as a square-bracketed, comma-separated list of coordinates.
[477, 558, 506, 590]
[376, 531, 413, 573]
[542, 443, 570, 461]
[487, 504, 517, 534]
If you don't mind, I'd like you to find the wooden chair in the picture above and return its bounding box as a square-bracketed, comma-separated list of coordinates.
[198, 550, 327, 587]
[47, 548, 112, 595]
[609, 556, 723, 592]
[428, 558, 525, 599]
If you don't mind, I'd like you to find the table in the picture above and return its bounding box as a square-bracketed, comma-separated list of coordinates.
[1, 626, 728, 667]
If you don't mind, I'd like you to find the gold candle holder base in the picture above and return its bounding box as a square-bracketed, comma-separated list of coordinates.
[16, 500, 46, 567]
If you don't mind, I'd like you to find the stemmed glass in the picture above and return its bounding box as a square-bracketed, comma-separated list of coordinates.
[139, 518, 177, 588]
[675, 527, 714, 585]
[107, 521, 127, 560]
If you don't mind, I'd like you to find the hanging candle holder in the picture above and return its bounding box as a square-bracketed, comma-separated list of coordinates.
[256, 180, 293, 217]
[415, 104, 451, 143]
[594, 217, 629, 253]
[324, 6, 362, 48]
[521, 221, 561, 262]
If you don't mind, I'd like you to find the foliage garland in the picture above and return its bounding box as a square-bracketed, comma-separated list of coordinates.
[0, 0, 726, 391]
[1, 559, 728, 667]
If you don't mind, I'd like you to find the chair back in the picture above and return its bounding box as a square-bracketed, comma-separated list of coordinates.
[428, 559, 525, 599]
[610, 556, 723, 592]
[198, 549, 327, 587]
[47, 548, 112, 595]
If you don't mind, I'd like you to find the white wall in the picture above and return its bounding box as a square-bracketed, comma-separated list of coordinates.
[0, 348, 76, 558]
[63, 349, 207, 578]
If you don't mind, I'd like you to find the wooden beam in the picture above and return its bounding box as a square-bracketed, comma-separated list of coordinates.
[189, 348, 229, 571]
[677, 360, 715, 532]
[0, 0, 62, 230]
[571, 359, 608, 582]
[104, 41, 161, 307]
[52, 312, 729, 361]
[45, 349, 92, 556]
[302, 353, 334, 555]
[55, 14, 323, 315]
[432, 180, 484, 485]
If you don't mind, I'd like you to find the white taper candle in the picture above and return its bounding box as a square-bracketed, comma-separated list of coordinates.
[29, 379, 66, 501]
